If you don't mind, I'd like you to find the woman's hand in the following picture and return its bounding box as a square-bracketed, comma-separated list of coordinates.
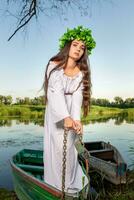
[64, 117, 83, 134]
[64, 117, 74, 129]
[72, 120, 83, 135]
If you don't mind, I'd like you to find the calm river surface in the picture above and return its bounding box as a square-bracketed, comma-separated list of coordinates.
[0, 118, 134, 190]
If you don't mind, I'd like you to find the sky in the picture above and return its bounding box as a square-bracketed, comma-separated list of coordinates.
[0, 0, 134, 102]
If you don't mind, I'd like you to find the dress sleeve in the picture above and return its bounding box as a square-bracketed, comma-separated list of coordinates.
[47, 68, 70, 123]
[71, 81, 84, 121]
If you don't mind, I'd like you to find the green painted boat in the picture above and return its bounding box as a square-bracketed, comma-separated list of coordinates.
[10, 149, 94, 200]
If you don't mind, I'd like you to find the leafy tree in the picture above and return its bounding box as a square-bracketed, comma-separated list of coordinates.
[0, 95, 12, 105]
[24, 97, 30, 105]
[16, 97, 22, 105]
[0, 95, 4, 104]
[4, 95, 13, 105]
[124, 98, 134, 108]
[114, 96, 124, 105]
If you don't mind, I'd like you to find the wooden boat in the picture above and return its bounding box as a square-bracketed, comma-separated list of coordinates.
[83, 141, 127, 185]
[10, 149, 97, 200]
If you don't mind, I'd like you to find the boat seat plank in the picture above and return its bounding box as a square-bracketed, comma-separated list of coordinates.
[90, 149, 114, 160]
[89, 149, 113, 153]
[16, 164, 44, 173]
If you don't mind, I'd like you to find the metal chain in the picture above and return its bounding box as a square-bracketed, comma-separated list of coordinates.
[61, 130, 87, 200]
[61, 127, 69, 200]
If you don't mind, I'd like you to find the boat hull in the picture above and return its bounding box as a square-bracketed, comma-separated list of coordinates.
[11, 161, 61, 200]
[10, 149, 89, 200]
[84, 141, 127, 185]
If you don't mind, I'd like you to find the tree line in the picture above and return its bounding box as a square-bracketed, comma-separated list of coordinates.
[0, 95, 134, 108]
[0, 95, 44, 106]
[91, 97, 134, 108]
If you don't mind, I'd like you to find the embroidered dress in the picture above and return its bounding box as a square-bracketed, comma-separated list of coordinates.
[43, 61, 88, 193]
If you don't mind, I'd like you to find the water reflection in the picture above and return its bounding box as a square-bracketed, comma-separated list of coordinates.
[0, 118, 44, 127]
[0, 112, 134, 127]
[0, 119, 12, 127]
[0, 136, 43, 148]
[89, 112, 133, 125]
[0, 115, 134, 190]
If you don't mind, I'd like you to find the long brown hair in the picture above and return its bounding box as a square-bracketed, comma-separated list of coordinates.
[43, 41, 92, 117]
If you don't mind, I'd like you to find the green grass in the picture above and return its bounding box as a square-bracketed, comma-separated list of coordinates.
[90, 170, 134, 200]
[81, 106, 134, 124]
[1, 105, 134, 122]
[0, 105, 45, 119]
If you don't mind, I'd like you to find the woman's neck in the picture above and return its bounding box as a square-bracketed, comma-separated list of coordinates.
[66, 57, 77, 69]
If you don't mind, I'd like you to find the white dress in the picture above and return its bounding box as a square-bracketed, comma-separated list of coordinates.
[43, 61, 88, 193]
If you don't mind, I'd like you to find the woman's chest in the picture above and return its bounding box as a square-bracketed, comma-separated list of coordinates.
[62, 76, 80, 93]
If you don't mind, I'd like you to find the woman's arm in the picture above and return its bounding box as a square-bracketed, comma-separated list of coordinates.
[47, 70, 70, 123]
[71, 81, 84, 134]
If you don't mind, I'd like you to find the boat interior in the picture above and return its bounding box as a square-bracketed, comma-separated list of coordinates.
[13, 141, 117, 182]
[14, 149, 44, 180]
[84, 141, 115, 162]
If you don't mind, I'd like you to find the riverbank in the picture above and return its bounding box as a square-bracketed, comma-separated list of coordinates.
[0, 105, 134, 122]
[90, 169, 134, 200]
[0, 188, 18, 200]
[0, 105, 45, 119]
[0, 170, 134, 200]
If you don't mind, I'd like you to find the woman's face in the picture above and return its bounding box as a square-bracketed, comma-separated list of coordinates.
[69, 39, 85, 61]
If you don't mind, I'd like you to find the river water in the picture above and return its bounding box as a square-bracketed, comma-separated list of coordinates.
[0, 118, 134, 190]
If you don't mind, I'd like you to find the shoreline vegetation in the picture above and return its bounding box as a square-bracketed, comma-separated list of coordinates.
[0, 95, 134, 123]
[0, 105, 134, 123]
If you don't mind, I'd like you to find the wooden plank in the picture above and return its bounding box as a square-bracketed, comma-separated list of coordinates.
[90, 149, 114, 161]
[16, 164, 44, 173]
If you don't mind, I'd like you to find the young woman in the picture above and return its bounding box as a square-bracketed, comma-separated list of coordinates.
[43, 26, 96, 193]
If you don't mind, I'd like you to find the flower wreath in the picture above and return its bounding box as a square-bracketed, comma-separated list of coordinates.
[59, 25, 96, 55]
